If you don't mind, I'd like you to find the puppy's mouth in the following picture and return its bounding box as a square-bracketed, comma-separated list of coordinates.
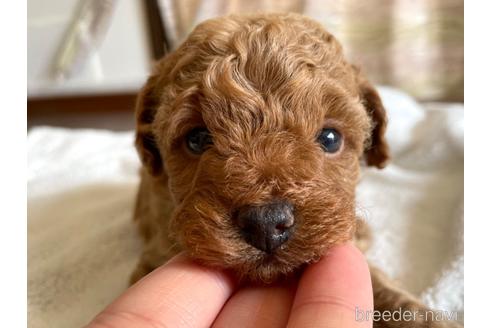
[238, 239, 308, 283]
[256, 247, 293, 264]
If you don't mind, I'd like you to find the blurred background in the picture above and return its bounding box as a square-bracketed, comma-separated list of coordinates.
[27, 0, 463, 131]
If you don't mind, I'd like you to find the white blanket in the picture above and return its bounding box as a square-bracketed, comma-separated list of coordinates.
[27, 87, 464, 327]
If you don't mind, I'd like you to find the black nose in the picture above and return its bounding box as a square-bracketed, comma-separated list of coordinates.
[235, 201, 294, 253]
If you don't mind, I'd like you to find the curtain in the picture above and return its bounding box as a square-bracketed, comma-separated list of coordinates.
[158, 0, 463, 102]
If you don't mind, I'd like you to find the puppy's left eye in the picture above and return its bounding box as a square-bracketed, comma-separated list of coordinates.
[317, 128, 342, 153]
[186, 127, 213, 154]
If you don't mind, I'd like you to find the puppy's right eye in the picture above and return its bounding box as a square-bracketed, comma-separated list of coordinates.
[317, 128, 342, 153]
[186, 127, 213, 154]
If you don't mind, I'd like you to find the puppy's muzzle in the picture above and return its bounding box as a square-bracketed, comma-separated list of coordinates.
[234, 200, 294, 253]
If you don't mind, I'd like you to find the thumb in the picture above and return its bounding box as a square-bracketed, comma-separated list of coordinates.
[287, 243, 373, 328]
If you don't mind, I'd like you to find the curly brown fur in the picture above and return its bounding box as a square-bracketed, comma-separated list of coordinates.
[130, 13, 459, 327]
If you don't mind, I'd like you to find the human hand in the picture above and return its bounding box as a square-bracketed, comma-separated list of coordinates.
[86, 243, 373, 328]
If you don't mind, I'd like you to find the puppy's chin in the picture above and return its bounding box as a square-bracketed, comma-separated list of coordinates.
[237, 250, 321, 283]
[177, 230, 327, 283]
[192, 247, 316, 284]
[170, 194, 356, 283]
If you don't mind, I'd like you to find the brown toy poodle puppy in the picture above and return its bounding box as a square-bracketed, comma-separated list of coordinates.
[131, 13, 460, 327]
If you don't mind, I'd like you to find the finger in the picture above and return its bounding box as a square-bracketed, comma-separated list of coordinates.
[86, 253, 237, 328]
[212, 279, 297, 328]
[287, 244, 373, 328]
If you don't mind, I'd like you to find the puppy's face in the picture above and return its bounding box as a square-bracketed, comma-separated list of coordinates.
[136, 14, 389, 282]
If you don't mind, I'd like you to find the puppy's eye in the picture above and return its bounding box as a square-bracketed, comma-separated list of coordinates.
[317, 128, 342, 153]
[186, 127, 213, 154]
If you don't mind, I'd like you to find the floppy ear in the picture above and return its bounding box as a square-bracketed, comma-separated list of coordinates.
[355, 70, 390, 169]
[135, 73, 164, 176]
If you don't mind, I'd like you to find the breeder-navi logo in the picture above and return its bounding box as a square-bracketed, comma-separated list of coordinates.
[355, 307, 458, 323]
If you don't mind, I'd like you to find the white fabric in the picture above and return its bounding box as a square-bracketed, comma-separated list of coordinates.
[27, 87, 464, 327]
